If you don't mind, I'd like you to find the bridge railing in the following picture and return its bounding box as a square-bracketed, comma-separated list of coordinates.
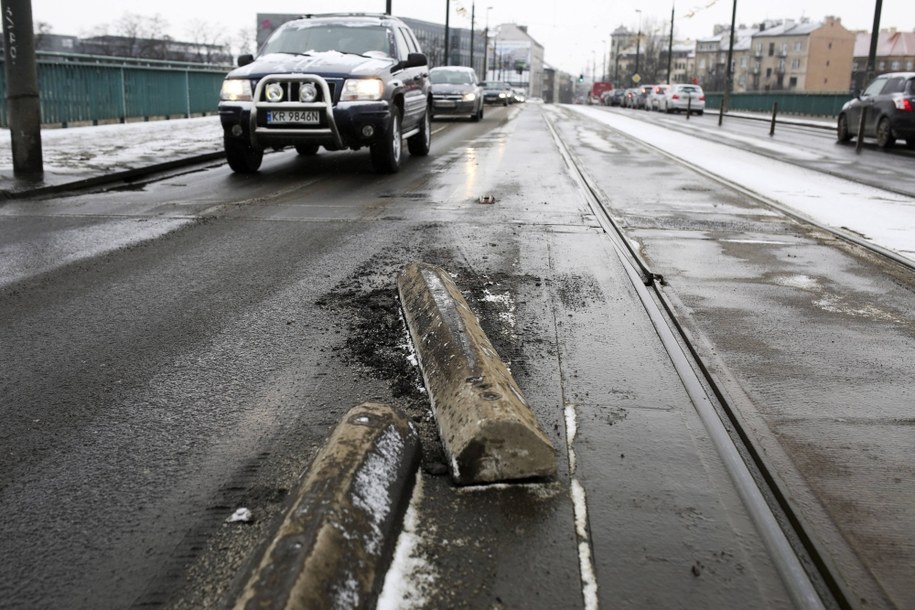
[0, 52, 231, 127]
[704, 91, 850, 117]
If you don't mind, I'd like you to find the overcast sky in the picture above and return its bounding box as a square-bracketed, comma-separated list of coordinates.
[32, 0, 911, 74]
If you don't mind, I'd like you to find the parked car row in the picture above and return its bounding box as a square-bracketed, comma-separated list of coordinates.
[601, 83, 705, 115]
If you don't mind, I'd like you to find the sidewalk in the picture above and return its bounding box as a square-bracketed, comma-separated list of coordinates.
[0, 116, 224, 197]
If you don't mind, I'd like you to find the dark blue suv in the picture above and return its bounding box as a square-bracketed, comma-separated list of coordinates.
[218, 13, 432, 173]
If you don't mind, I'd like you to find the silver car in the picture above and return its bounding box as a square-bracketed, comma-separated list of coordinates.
[648, 84, 669, 111]
[430, 66, 484, 121]
[661, 84, 705, 115]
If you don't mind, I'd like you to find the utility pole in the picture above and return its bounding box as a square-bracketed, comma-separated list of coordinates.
[386, 1, 392, 15]
[2, 0, 43, 176]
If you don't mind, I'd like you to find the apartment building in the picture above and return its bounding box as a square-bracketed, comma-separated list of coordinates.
[851, 29, 915, 90]
[750, 17, 854, 92]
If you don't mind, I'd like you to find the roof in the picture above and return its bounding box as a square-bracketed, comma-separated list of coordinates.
[754, 20, 823, 38]
[854, 30, 915, 57]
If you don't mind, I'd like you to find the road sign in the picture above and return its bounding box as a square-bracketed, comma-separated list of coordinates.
[632, 73, 641, 84]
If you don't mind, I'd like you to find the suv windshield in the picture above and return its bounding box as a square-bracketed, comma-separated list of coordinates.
[262, 23, 394, 57]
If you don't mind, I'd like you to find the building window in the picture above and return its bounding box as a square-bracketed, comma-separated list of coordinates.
[766, 67, 772, 77]
[891, 61, 901, 70]
[853, 61, 859, 70]
[768, 42, 775, 56]
[794, 41, 803, 52]
[878, 61, 886, 70]
[792, 59, 800, 70]
[789, 77, 798, 88]
[908, 61, 914, 70]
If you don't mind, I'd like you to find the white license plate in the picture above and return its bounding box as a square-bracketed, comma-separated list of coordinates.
[436, 100, 457, 108]
[266, 110, 320, 125]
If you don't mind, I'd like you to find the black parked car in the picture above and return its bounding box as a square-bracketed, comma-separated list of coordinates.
[218, 13, 432, 173]
[837, 72, 915, 149]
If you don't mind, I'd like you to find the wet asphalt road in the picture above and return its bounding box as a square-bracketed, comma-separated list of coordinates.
[1, 102, 913, 609]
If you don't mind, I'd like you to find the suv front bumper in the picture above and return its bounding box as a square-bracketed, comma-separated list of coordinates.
[219, 74, 392, 151]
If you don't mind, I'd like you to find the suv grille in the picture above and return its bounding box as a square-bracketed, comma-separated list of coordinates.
[257, 80, 338, 105]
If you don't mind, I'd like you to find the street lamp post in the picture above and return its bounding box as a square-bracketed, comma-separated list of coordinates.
[719, 0, 737, 126]
[667, 4, 675, 83]
[444, 0, 451, 65]
[470, 2, 476, 71]
[634, 9, 642, 78]
[483, 6, 493, 79]
[602, 39, 607, 81]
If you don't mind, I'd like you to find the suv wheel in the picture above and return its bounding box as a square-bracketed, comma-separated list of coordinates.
[407, 105, 432, 156]
[876, 117, 895, 148]
[836, 114, 852, 142]
[371, 109, 403, 173]
[295, 143, 320, 156]
[225, 138, 263, 173]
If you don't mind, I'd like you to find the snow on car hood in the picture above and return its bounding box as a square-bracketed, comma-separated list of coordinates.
[228, 51, 396, 80]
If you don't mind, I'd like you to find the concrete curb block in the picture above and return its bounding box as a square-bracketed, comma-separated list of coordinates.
[0, 152, 225, 200]
[397, 262, 557, 485]
[233, 402, 420, 610]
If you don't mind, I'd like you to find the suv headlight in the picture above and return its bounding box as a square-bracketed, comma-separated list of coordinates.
[341, 78, 384, 101]
[462, 92, 477, 102]
[220, 79, 253, 102]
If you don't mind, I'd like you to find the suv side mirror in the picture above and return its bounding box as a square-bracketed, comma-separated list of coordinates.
[404, 53, 427, 69]
[237, 54, 254, 67]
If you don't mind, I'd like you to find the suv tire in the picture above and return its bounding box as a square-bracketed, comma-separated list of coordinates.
[225, 139, 264, 173]
[295, 143, 320, 156]
[876, 117, 895, 148]
[407, 106, 432, 156]
[836, 114, 852, 142]
[371, 109, 403, 173]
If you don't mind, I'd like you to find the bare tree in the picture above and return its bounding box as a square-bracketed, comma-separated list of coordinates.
[232, 26, 257, 60]
[184, 19, 231, 63]
[34, 21, 53, 50]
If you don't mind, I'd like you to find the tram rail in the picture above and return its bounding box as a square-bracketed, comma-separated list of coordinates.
[545, 112, 855, 610]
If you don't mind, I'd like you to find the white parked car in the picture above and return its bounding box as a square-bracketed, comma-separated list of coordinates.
[648, 84, 669, 111]
[661, 84, 705, 115]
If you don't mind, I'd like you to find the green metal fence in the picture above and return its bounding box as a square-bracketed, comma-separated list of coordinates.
[0, 52, 231, 127]
[704, 91, 850, 117]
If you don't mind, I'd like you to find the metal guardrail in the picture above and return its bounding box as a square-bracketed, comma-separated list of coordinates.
[704, 91, 849, 118]
[0, 51, 232, 127]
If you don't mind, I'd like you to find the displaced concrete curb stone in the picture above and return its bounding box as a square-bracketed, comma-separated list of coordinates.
[233, 402, 420, 610]
[397, 261, 557, 485]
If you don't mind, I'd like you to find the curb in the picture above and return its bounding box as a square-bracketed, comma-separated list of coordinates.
[397, 261, 557, 485]
[0, 152, 225, 200]
[233, 402, 420, 610]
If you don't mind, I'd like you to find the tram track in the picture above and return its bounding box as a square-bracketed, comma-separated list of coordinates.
[577, 106, 915, 273]
[544, 112, 848, 610]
